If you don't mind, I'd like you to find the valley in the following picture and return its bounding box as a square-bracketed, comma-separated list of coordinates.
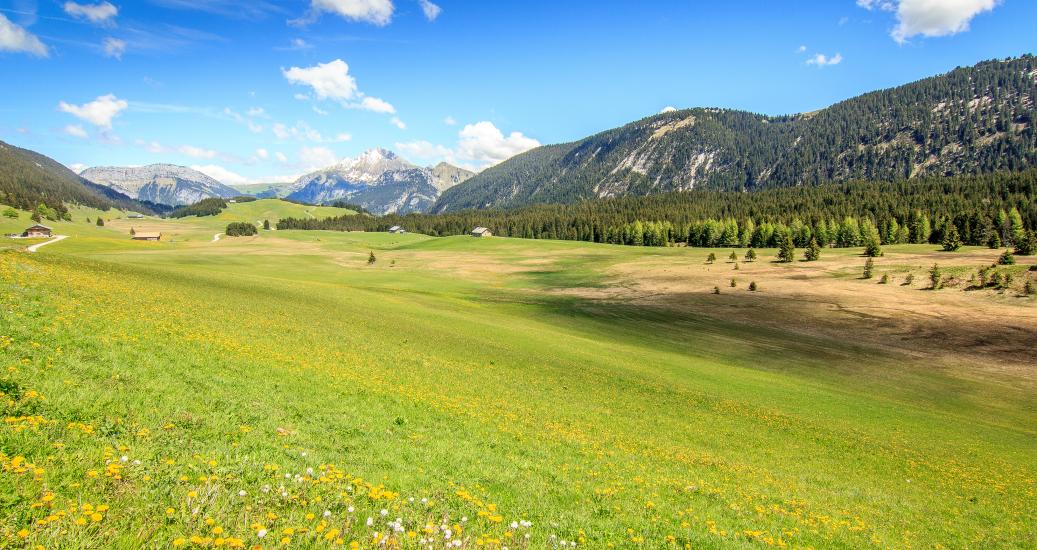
[1, 200, 1035, 548]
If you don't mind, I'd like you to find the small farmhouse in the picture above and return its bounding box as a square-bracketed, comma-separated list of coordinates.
[23, 224, 52, 238]
[127, 213, 145, 219]
[132, 232, 161, 241]
[388, 225, 406, 234]
[471, 227, 492, 238]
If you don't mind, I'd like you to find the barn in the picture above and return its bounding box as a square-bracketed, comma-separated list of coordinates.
[132, 232, 161, 241]
[388, 225, 406, 234]
[471, 227, 492, 238]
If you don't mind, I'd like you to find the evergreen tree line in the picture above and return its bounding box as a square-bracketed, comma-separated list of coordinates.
[170, 198, 228, 218]
[279, 171, 1036, 249]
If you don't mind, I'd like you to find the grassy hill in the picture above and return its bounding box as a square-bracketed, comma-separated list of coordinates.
[229, 182, 294, 198]
[1, 221, 1035, 547]
[0, 140, 163, 216]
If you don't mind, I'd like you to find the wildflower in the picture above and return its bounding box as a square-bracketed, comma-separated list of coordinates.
[239, 490, 247, 497]
[90, 512, 103, 522]
[257, 529, 267, 539]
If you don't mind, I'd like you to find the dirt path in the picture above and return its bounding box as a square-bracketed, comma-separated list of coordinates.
[26, 235, 68, 252]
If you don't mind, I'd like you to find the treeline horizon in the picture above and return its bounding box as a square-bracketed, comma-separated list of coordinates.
[278, 171, 1037, 248]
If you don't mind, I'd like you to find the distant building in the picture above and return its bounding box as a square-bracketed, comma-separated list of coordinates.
[388, 225, 406, 234]
[23, 224, 52, 238]
[471, 226, 492, 238]
[132, 232, 161, 241]
[127, 213, 145, 219]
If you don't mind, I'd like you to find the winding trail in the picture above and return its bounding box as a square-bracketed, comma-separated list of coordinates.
[27, 235, 68, 252]
[212, 233, 222, 243]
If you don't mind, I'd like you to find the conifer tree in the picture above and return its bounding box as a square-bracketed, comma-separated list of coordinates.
[863, 258, 875, 279]
[941, 224, 962, 251]
[804, 238, 821, 261]
[928, 264, 943, 290]
[777, 234, 795, 263]
[96, 218, 104, 226]
[745, 248, 757, 262]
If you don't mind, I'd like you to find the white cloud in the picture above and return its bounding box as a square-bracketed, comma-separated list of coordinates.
[312, 105, 329, 116]
[0, 14, 49, 57]
[191, 164, 250, 186]
[283, 59, 358, 101]
[247, 107, 268, 118]
[399, 121, 540, 170]
[64, 125, 88, 138]
[63, 1, 118, 24]
[247, 120, 264, 133]
[68, 163, 88, 174]
[283, 59, 398, 116]
[797, 44, 807, 53]
[140, 140, 166, 153]
[59, 94, 128, 129]
[858, 0, 999, 43]
[275, 152, 289, 163]
[334, 133, 352, 142]
[389, 117, 406, 129]
[255, 148, 269, 160]
[178, 145, 218, 159]
[456, 122, 539, 168]
[418, 0, 441, 21]
[355, 96, 395, 114]
[443, 116, 457, 126]
[298, 146, 340, 171]
[309, 0, 394, 26]
[660, 106, 677, 114]
[103, 37, 126, 59]
[806, 53, 843, 67]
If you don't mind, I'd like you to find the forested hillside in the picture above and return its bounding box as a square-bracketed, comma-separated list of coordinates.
[0, 140, 162, 216]
[283, 170, 1036, 249]
[436, 56, 1037, 211]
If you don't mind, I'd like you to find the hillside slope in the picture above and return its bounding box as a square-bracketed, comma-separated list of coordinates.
[435, 56, 1037, 212]
[0, 140, 161, 216]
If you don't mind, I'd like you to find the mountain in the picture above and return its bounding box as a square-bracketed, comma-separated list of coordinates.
[79, 164, 240, 207]
[286, 149, 473, 214]
[435, 55, 1037, 212]
[0, 139, 162, 216]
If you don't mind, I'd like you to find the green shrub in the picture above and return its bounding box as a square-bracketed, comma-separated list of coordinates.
[225, 222, 258, 237]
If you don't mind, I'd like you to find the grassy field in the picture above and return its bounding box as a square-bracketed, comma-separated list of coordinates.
[1, 201, 1035, 548]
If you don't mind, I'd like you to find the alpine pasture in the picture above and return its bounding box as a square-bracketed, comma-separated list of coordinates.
[2, 200, 1035, 549]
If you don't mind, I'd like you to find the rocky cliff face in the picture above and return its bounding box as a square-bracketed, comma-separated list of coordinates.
[79, 164, 240, 206]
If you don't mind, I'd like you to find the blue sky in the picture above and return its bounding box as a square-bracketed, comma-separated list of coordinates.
[1, 0, 1034, 184]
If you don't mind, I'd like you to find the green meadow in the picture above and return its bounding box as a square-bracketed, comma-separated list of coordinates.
[1, 201, 1035, 548]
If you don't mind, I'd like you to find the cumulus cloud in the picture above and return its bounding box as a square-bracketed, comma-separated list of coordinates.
[283, 59, 358, 101]
[255, 148, 270, 160]
[67, 163, 88, 174]
[389, 117, 406, 129]
[418, 0, 441, 21]
[0, 14, 49, 57]
[308, 0, 394, 26]
[64, 125, 88, 138]
[272, 121, 324, 142]
[397, 121, 540, 170]
[299, 146, 340, 170]
[63, 1, 118, 24]
[283, 59, 397, 114]
[797, 44, 807, 53]
[59, 94, 128, 129]
[806, 53, 843, 67]
[103, 37, 126, 59]
[660, 106, 678, 114]
[858, 0, 999, 43]
[443, 116, 457, 126]
[191, 164, 250, 186]
[275, 152, 289, 163]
